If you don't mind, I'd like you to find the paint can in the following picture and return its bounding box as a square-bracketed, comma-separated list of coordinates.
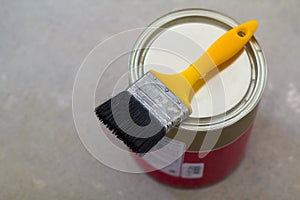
[129, 9, 267, 188]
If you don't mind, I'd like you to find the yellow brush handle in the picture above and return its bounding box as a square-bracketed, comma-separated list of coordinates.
[180, 20, 258, 86]
[150, 20, 258, 112]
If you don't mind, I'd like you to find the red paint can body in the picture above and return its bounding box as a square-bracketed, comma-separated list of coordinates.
[134, 125, 253, 188]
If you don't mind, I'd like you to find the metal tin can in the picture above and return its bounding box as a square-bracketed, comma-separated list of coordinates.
[129, 9, 267, 188]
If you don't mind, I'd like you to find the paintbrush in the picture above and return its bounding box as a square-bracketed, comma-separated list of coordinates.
[95, 20, 258, 153]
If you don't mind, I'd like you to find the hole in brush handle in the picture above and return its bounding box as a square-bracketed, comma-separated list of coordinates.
[238, 31, 246, 37]
[236, 26, 248, 38]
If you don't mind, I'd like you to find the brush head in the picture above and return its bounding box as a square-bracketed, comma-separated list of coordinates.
[95, 72, 190, 154]
[95, 91, 166, 153]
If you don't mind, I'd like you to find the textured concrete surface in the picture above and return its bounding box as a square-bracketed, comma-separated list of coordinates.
[1, 0, 300, 199]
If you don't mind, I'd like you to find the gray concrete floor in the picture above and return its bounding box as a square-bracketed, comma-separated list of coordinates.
[1, 0, 300, 199]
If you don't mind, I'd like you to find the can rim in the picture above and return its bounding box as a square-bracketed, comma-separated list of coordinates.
[129, 8, 267, 131]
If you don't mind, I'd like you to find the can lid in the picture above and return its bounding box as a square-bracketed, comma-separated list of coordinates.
[129, 9, 267, 129]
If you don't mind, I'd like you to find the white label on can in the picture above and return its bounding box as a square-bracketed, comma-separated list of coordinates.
[181, 163, 204, 179]
[143, 137, 185, 177]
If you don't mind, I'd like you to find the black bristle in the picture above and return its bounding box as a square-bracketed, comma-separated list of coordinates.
[95, 91, 166, 154]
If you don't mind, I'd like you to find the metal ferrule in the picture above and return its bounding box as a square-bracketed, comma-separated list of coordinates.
[127, 72, 190, 132]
